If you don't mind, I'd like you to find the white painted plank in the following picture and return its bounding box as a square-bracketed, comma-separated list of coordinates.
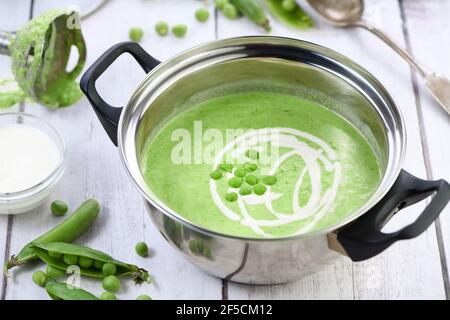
[229, 257, 353, 300]
[401, 0, 450, 293]
[350, 0, 443, 299]
[219, 0, 444, 299]
[0, 1, 30, 30]
[0, 0, 32, 299]
[4, 0, 221, 300]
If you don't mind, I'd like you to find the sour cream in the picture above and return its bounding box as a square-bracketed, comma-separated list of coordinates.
[0, 124, 61, 194]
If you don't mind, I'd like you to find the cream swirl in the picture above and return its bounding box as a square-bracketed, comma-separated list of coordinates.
[209, 128, 341, 238]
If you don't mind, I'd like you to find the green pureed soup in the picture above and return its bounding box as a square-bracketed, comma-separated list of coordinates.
[141, 91, 382, 238]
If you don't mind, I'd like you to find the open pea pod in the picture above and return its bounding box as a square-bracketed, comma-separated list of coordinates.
[4, 199, 100, 276]
[31, 242, 150, 285]
[264, 0, 314, 30]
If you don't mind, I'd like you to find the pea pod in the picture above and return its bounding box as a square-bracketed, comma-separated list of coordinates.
[230, 0, 271, 31]
[31, 242, 151, 285]
[46, 281, 99, 300]
[264, 0, 314, 29]
[4, 199, 100, 275]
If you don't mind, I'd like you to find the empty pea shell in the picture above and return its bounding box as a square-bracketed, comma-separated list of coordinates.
[46, 281, 99, 300]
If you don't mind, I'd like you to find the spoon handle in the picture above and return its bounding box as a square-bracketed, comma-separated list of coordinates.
[358, 21, 450, 115]
[0, 30, 11, 56]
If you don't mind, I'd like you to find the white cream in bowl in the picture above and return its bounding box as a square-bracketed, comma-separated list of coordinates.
[0, 113, 65, 215]
[0, 124, 60, 194]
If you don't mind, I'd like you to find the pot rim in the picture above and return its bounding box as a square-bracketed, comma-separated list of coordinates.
[118, 36, 407, 242]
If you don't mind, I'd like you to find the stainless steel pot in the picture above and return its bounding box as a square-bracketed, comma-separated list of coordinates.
[81, 37, 450, 284]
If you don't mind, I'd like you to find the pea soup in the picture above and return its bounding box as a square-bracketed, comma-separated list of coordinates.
[141, 91, 382, 238]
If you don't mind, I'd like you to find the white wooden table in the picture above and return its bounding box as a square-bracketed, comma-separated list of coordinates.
[1, 0, 449, 300]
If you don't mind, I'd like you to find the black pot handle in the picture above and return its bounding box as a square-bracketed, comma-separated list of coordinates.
[80, 42, 160, 146]
[336, 170, 450, 262]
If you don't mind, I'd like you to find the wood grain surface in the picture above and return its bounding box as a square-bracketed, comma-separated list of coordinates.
[0, 0, 448, 300]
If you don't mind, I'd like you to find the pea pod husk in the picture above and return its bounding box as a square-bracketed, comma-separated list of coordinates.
[31, 242, 151, 285]
[4, 199, 100, 276]
[264, 0, 314, 29]
[46, 281, 99, 300]
[230, 0, 271, 31]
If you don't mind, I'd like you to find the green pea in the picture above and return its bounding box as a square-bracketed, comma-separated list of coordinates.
[239, 186, 252, 196]
[219, 163, 233, 172]
[94, 260, 104, 270]
[263, 175, 277, 186]
[225, 192, 238, 202]
[135, 242, 149, 257]
[32, 271, 47, 287]
[102, 275, 121, 293]
[282, 0, 297, 12]
[63, 254, 79, 266]
[203, 246, 212, 259]
[51, 200, 68, 217]
[48, 251, 63, 259]
[129, 27, 144, 42]
[245, 175, 259, 185]
[244, 163, 257, 172]
[228, 177, 243, 188]
[46, 265, 66, 279]
[79, 256, 94, 268]
[155, 21, 169, 36]
[137, 294, 152, 300]
[210, 169, 223, 180]
[234, 167, 247, 178]
[254, 184, 267, 195]
[102, 263, 117, 276]
[195, 8, 210, 22]
[215, 0, 229, 10]
[245, 150, 259, 160]
[172, 24, 188, 38]
[101, 292, 117, 300]
[189, 240, 199, 254]
[223, 3, 238, 19]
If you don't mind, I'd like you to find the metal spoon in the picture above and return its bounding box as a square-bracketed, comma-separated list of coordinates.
[306, 0, 450, 115]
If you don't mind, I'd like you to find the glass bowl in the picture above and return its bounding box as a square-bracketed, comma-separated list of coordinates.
[0, 113, 66, 214]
